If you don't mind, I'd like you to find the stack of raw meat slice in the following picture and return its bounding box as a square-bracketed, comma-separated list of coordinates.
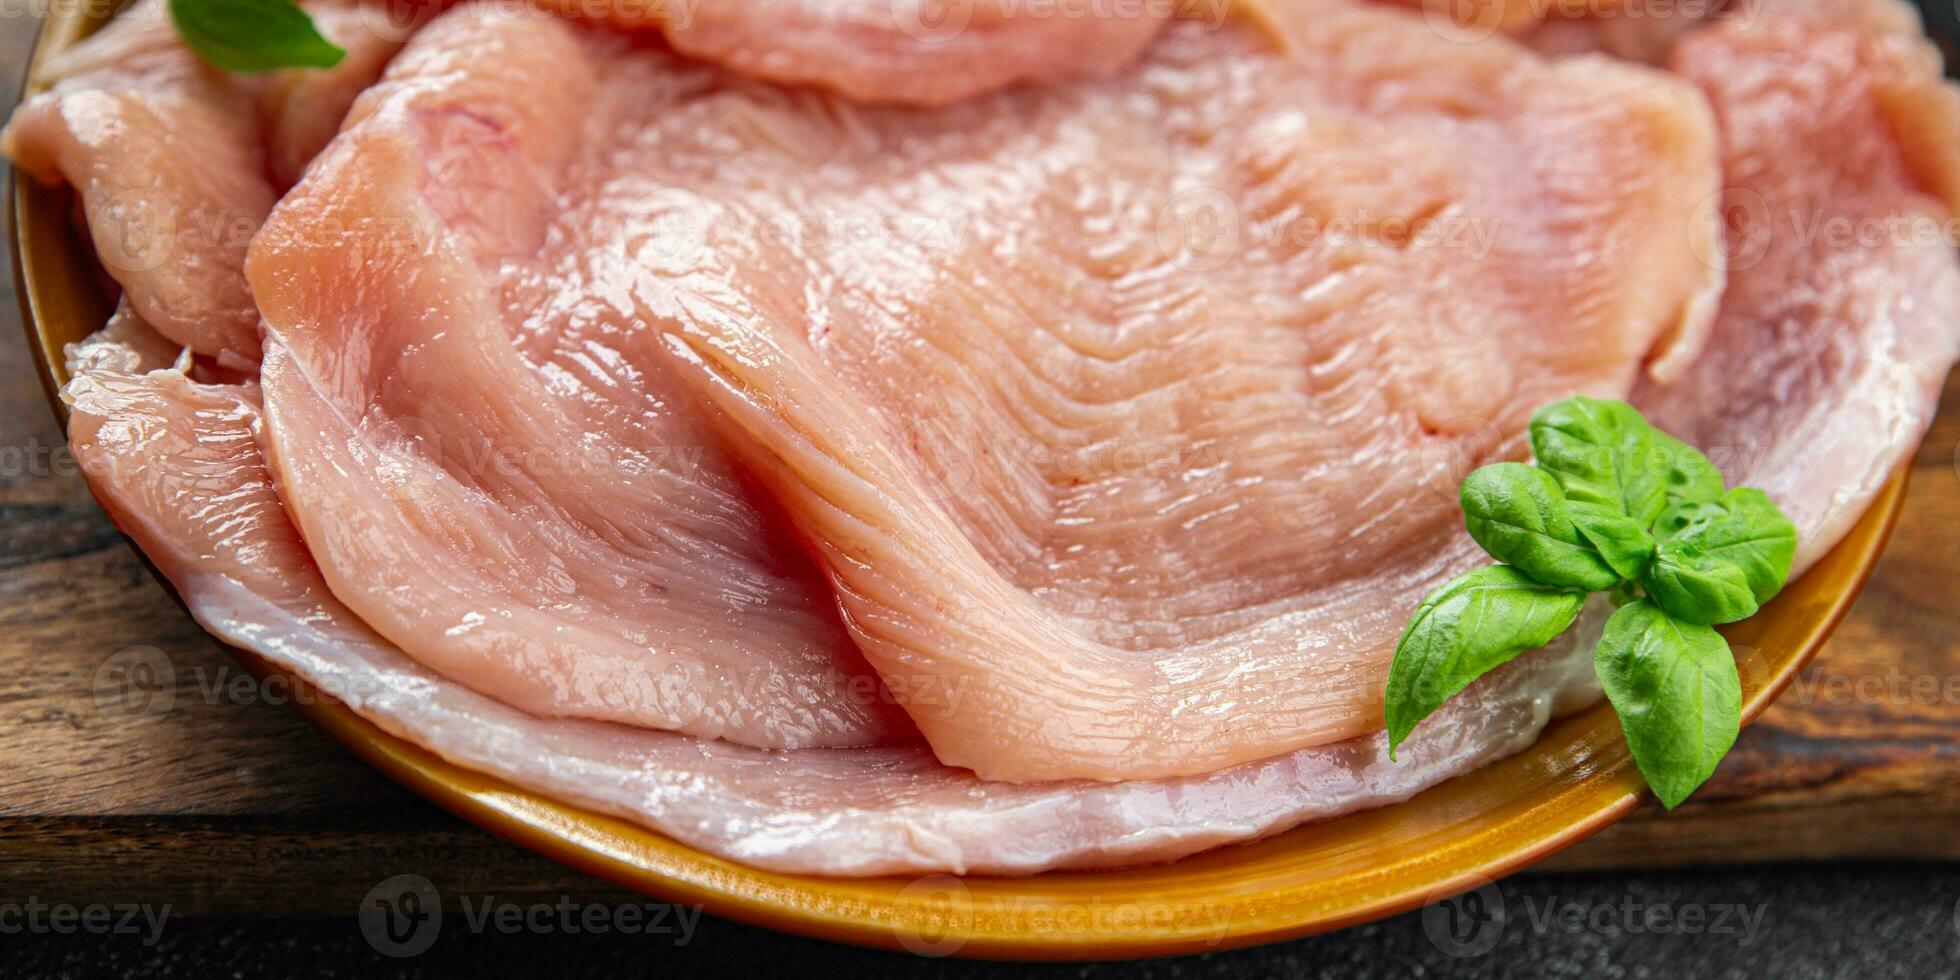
[10, 0, 1958, 874]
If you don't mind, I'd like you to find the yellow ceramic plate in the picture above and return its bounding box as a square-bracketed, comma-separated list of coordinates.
[12, 0, 1908, 959]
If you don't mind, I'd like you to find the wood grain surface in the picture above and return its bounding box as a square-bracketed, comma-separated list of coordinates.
[0, 16, 1954, 918]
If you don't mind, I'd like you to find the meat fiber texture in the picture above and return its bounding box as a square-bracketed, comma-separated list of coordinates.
[63, 306, 1604, 875]
[17, 0, 1960, 874]
[512, 0, 1180, 105]
[248, 0, 1721, 780]
[2, 0, 409, 365]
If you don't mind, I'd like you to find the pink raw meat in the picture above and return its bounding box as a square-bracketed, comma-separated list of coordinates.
[249, 7, 911, 749]
[1632, 4, 1960, 566]
[63, 309, 1597, 875]
[3, 0, 411, 363]
[514, 0, 1178, 105]
[251, 0, 1722, 781]
[29, 0, 1960, 876]
[622, 0, 1723, 778]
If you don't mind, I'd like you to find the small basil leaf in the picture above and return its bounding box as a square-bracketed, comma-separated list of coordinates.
[1654, 488, 1797, 604]
[1567, 504, 1656, 581]
[1649, 431, 1725, 507]
[1384, 565, 1586, 755]
[1644, 540, 1759, 625]
[170, 0, 346, 73]
[1459, 463, 1620, 591]
[1529, 397, 1668, 527]
[1595, 600, 1741, 809]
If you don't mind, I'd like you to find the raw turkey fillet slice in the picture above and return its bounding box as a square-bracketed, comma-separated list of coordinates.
[248, 0, 1722, 775]
[1519, 0, 1925, 63]
[4, 0, 272, 366]
[62, 309, 1600, 875]
[632, 0, 1722, 779]
[248, 7, 909, 749]
[1632, 6, 1960, 564]
[261, 1, 429, 188]
[31, 0, 1960, 876]
[2, 0, 408, 365]
[461, 0, 1178, 105]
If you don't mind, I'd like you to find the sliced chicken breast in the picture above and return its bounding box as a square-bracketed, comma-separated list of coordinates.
[63, 310, 1597, 875]
[4, 0, 272, 366]
[629, 0, 1724, 779]
[249, 0, 1723, 775]
[32, 0, 1960, 877]
[519, 0, 1175, 105]
[4, 0, 412, 363]
[248, 7, 910, 748]
[1634, 3, 1960, 566]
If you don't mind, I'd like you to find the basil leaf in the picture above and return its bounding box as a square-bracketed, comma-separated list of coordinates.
[1566, 505, 1656, 581]
[1529, 397, 1669, 527]
[1459, 463, 1620, 591]
[1652, 500, 1725, 542]
[1653, 488, 1797, 604]
[1384, 565, 1586, 754]
[1595, 600, 1741, 809]
[1644, 540, 1758, 625]
[1649, 432, 1725, 507]
[170, 0, 346, 73]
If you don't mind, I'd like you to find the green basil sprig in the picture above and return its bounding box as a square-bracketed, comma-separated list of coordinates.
[1594, 600, 1741, 808]
[1383, 565, 1588, 750]
[1384, 397, 1798, 809]
[170, 0, 346, 74]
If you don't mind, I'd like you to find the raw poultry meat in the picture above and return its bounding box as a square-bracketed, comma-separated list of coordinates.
[514, 0, 1177, 105]
[5, 0, 273, 365]
[63, 308, 1599, 875]
[248, 8, 909, 748]
[260, 0, 427, 187]
[250, 0, 1722, 780]
[612, 0, 1723, 779]
[2, 0, 401, 366]
[20, 0, 1960, 875]
[3, 0, 408, 364]
[1633, 5, 1960, 563]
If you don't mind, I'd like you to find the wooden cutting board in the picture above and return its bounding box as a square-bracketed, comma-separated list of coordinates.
[0, 31, 1955, 922]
